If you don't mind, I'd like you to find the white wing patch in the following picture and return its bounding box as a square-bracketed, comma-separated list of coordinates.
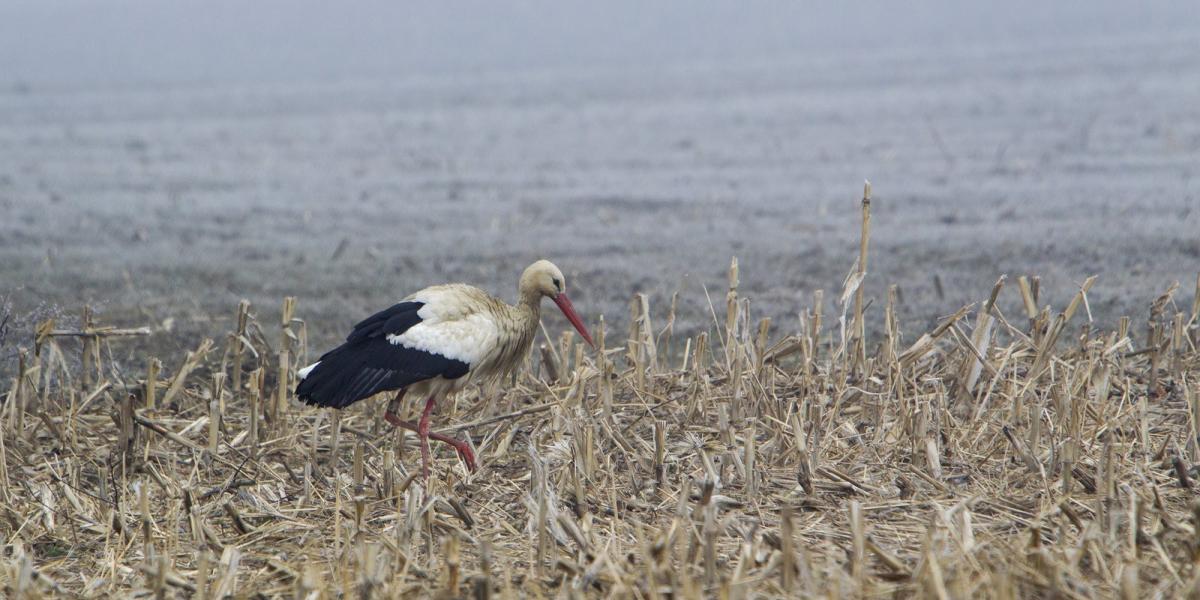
[387, 312, 498, 366]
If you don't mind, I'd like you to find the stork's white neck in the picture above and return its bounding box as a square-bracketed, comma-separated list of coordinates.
[518, 288, 543, 314]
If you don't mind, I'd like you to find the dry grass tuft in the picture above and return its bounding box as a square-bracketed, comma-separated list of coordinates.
[3, 191, 1200, 598]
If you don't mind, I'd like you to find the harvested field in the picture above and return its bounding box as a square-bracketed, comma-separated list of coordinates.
[3, 192, 1200, 598]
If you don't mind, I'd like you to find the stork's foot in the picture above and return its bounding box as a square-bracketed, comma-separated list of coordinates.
[444, 438, 477, 473]
[384, 411, 478, 474]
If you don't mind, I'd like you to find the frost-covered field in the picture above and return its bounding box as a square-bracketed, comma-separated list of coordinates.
[1, 31, 1197, 365]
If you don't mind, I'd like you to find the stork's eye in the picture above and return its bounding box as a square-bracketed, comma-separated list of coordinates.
[552, 278, 562, 291]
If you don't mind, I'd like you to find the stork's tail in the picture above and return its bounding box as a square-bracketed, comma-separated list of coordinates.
[293, 342, 391, 409]
[297, 361, 320, 380]
[294, 357, 341, 407]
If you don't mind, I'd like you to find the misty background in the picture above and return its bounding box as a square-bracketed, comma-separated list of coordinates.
[1, 1, 1198, 368]
[2, 2, 1198, 87]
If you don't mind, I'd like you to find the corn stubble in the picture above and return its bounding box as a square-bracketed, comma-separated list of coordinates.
[3, 186, 1200, 598]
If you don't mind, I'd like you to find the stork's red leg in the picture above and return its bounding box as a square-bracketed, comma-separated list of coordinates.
[384, 416, 478, 473]
[416, 396, 436, 479]
[384, 393, 478, 476]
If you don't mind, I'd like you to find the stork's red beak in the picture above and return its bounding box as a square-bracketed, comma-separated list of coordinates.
[552, 293, 594, 347]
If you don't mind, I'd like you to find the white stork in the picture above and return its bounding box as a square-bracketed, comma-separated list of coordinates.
[295, 260, 593, 477]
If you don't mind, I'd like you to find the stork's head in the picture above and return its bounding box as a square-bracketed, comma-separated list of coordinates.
[521, 260, 594, 347]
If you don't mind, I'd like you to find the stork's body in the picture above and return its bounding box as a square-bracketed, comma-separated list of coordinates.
[295, 260, 592, 477]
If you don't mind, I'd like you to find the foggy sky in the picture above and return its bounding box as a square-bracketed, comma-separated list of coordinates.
[2, 1, 1197, 89]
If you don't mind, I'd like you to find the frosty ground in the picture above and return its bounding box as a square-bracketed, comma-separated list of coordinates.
[1, 31, 1197, 369]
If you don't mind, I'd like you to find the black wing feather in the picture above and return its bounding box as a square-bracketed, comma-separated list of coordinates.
[346, 301, 424, 344]
[295, 301, 470, 409]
